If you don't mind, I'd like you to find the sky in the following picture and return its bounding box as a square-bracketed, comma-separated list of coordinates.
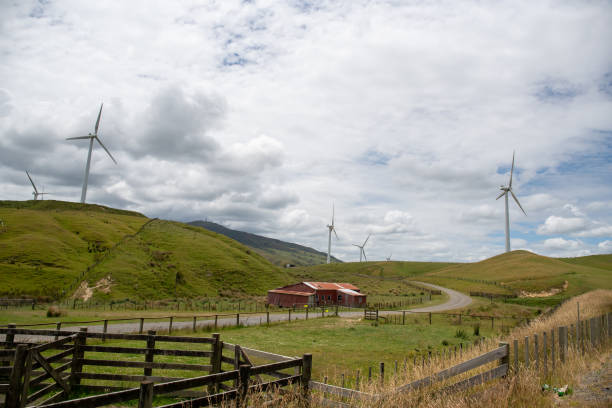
[1, 0, 611, 263]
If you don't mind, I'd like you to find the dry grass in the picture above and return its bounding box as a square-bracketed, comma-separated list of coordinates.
[233, 290, 611, 407]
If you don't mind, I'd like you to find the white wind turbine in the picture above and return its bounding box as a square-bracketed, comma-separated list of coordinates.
[26, 171, 49, 200]
[386, 253, 392, 262]
[352, 234, 371, 262]
[67, 103, 117, 203]
[496, 151, 526, 252]
[326, 205, 338, 264]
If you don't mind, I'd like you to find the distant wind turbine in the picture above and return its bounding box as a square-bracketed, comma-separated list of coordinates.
[352, 234, 371, 262]
[26, 171, 49, 200]
[386, 253, 392, 262]
[67, 103, 117, 203]
[496, 151, 526, 252]
[326, 204, 338, 264]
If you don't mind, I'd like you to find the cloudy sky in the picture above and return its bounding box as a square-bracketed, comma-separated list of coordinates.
[1, 0, 611, 262]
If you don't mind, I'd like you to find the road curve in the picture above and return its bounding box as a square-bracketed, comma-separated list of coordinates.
[404, 281, 472, 312]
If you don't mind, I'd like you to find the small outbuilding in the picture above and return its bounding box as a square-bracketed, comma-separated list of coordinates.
[267, 282, 367, 308]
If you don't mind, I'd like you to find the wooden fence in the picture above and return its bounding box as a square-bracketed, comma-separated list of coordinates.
[0, 306, 347, 338]
[507, 311, 611, 375]
[0, 327, 310, 408]
[309, 343, 510, 407]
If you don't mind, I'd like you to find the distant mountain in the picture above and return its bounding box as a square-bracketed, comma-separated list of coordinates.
[188, 220, 342, 266]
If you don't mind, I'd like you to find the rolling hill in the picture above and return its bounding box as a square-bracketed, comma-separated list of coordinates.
[0, 201, 291, 301]
[189, 220, 341, 266]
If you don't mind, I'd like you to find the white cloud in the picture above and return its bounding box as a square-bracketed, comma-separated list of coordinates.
[542, 237, 582, 250]
[1, 0, 611, 262]
[598, 240, 612, 253]
[537, 216, 588, 235]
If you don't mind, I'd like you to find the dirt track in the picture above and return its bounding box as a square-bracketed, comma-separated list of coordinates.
[3, 283, 472, 341]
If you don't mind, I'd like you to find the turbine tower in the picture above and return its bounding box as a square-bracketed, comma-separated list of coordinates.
[352, 234, 371, 262]
[326, 204, 338, 264]
[26, 171, 48, 200]
[496, 151, 526, 252]
[67, 103, 117, 203]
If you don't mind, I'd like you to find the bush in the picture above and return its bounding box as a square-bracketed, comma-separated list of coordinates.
[46, 306, 64, 318]
[455, 328, 469, 340]
[473, 323, 480, 336]
[441, 339, 449, 346]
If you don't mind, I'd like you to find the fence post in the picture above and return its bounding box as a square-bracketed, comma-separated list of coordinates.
[209, 333, 222, 394]
[70, 327, 88, 387]
[145, 330, 156, 377]
[266, 311, 270, 326]
[103, 319, 108, 342]
[6, 344, 27, 408]
[355, 369, 361, 389]
[138, 380, 154, 408]
[168, 316, 173, 334]
[402, 311, 406, 325]
[55, 322, 61, 341]
[513, 339, 519, 373]
[551, 329, 556, 371]
[302, 353, 312, 405]
[193, 316, 197, 332]
[429, 313, 432, 325]
[499, 342, 509, 377]
[139, 318, 144, 334]
[458, 313, 462, 325]
[214, 315, 218, 330]
[576, 302, 580, 343]
[237, 364, 251, 408]
[335, 305, 339, 316]
[534, 334, 539, 371]
[306, 307, 309, 320]
[5, 323, 16, 350]
[543, 331, 548, 377]
[590, 317, 597, 347]
[524, 337, 529, 368]
[288, 310, 291, 322]
[379, 362, 384, 385]
[491, 316, 494, 329]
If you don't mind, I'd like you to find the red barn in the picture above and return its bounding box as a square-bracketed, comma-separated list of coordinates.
[267, 282, 367, 308]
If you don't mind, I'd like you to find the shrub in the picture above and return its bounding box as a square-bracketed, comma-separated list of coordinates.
[441, 339, 449, 346]
[46, 306, 64, 318]
[455, 328, 469, 340]
[473, 323, 480, 336]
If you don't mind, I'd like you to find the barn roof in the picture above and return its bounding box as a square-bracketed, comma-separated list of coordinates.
[338, 288, 366, 297]
[268, 289, 313, 297]
[303, 282, 360, 291]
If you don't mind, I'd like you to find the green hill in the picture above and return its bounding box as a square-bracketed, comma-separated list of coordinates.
[189, 220, 341, 266]
[418, 250, 611, 299]
[0, 201, 291, 301]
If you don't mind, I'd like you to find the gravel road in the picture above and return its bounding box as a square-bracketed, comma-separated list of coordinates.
[3, 282, 472, 341]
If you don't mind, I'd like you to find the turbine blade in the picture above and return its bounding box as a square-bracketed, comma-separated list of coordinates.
[509, 151, 515, 188]
[510, 190, 526, 215]
[66, 136, 92, 140]
[94, 103, 103, 134]
[25, 171, 38, 193]
[331, 203, 335, 226]
[333, 228, 339, 240]
[352, 244, 360, 248]
[363, 234, 371, 247]
[95, 136, 117, 164]
[496, 190, 505, 200]
[362, 249, 367, 262]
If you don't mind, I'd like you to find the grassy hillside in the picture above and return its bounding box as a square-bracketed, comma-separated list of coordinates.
[84, 220, 292, 301]
[419, 250, 611, 299]
[189, 220, 340, 266]
[288, 260, 456, 299]
[557, 253, 612, 270]
[0, 201, 291, 301]
[0, 200, 148, 299]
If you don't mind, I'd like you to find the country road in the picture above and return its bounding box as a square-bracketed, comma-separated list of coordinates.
[3, 283, 472, 341]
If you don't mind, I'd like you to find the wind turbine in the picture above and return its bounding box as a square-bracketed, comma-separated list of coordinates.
[496, 151, 526, 252]
[67, 103, 117, 203]
[352, 234, 371, 262]
[326, 204, 338, 264]
[26, 171, 48, 200]
[386, 253, 392, 262]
